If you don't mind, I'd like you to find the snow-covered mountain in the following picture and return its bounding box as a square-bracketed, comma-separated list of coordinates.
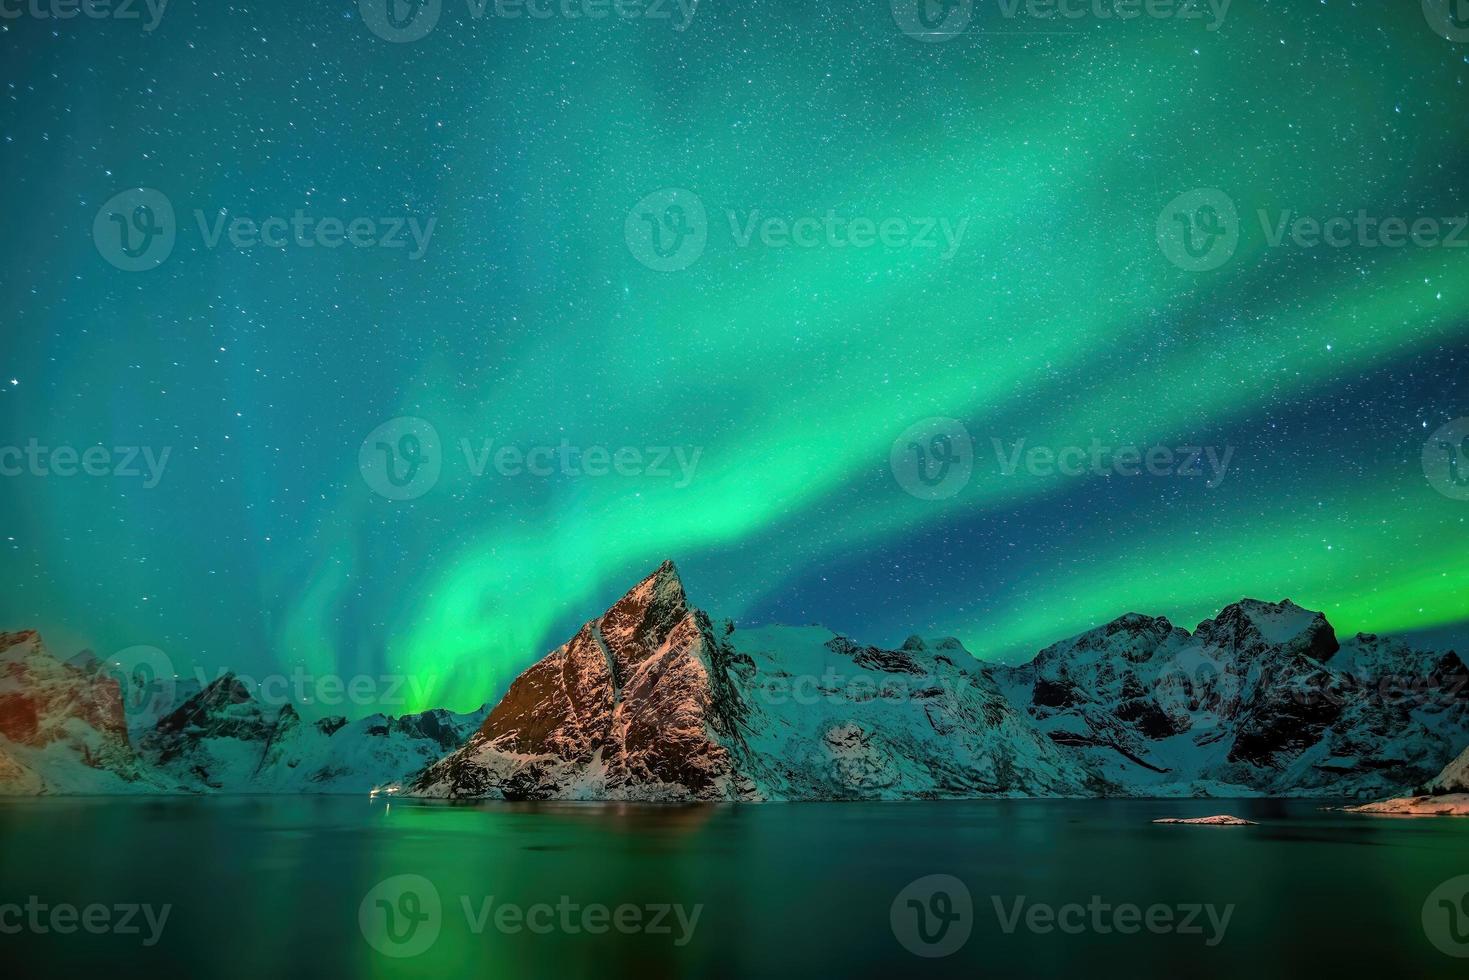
[138, 673, 488, 793]
[412, 562, 1100, 801]
[4, 563, 1466, 800]
[0, 633, 487, 796]
[988, 600, 1469, 799]
[0, 630, 160, 794]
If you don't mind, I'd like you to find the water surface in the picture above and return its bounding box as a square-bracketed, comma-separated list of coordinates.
[1, 796, 1465, 978]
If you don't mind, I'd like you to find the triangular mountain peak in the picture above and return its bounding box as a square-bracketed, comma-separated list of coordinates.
[597, 560, 691, 661]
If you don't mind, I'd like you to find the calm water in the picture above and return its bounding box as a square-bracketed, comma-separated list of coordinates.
[1, 796, 1467, 978]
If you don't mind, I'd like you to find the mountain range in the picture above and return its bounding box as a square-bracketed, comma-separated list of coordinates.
[3, 561, 1466, 802]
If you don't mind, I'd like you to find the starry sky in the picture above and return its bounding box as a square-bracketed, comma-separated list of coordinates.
[2, 1, 1468, 714]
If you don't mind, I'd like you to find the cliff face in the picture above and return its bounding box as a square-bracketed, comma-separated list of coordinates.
[411, 562, 754, 801]
[0, 631, 153, 794]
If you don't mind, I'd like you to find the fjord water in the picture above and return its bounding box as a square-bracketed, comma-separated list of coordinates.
[0, 797, 1465, 978]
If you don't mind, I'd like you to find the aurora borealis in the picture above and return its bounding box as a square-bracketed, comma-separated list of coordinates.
[2, 1, 1468, 714]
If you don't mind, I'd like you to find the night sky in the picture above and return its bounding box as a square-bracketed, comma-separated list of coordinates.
[2, 1, 1467, 713]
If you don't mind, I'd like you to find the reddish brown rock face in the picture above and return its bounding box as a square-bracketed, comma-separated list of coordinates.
[415, 561, 750, 801]
[0, 631, 130, 748]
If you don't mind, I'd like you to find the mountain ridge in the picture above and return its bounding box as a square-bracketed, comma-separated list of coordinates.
[2, 563, 1465, 802]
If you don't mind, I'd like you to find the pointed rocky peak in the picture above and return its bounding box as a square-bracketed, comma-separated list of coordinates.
[197, 672, 256, 706]
[1197, 598, 1338, 661]
[604, 559, 687, 620]
[597, 560, 694, 668]
[901, 635, 972, 657]
[1033, 612, 1177, 669]
[153, 672, 269, 737]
